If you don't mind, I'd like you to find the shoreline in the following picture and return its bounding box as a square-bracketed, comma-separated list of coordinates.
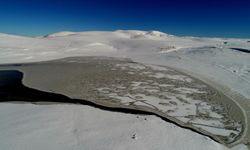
[0, 56, 248, 148]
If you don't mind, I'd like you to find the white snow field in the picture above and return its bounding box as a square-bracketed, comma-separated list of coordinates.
[0, 103, 247, 150]
[0, 30, 250, 149]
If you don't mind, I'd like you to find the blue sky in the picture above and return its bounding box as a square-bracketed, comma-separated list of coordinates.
[0, 0, 250, 38]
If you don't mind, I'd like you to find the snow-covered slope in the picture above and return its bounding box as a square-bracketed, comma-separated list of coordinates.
[0, 30, 221, 64]
[0, 103, 247, 150]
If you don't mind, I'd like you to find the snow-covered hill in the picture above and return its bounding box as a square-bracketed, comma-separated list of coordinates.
[0, 30, 224, 64]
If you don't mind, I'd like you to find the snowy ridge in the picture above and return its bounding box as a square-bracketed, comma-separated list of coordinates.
[114, 30, 174, 39]
[44, 31, 77, 37]
[45, 30, 174, 40]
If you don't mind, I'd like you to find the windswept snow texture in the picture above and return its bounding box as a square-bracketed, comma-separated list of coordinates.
[0, 103, 247, 150]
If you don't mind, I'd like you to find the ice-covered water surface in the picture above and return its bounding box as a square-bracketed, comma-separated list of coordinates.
[96, 61, 243, 143]
[10, 57, 244, 145]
